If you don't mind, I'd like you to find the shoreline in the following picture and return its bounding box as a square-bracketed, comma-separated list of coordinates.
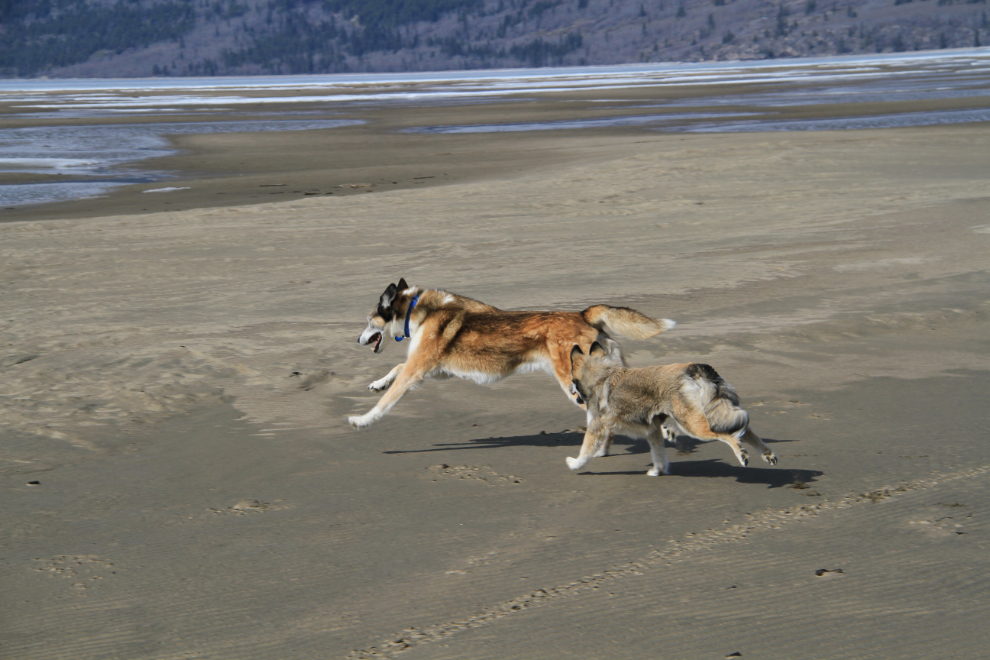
[2, 46, 987, 89]
[4, 49, 990, 222]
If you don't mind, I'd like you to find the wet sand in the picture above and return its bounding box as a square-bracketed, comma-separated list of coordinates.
[2, 89, 990, 659]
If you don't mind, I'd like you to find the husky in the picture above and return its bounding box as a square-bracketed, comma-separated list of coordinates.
[566, 342, 777, 476]
[348, 279, 675, 429]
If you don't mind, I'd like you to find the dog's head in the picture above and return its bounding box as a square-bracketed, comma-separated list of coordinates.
[358, 277, 414, 354]
[569, 339, 622, 404]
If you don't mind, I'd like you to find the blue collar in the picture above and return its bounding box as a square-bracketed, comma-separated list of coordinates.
[395, 294, 420, 342]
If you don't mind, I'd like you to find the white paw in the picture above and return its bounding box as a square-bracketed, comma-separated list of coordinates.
[738, 451, 750, 467]
[368, 379, 391, 392]
[348, 414, 373, 429]
[647, 467, 666, 477]
[565, 456, 583, 471]
[592, 446, 609, 458]
[764, 452, 778, 465]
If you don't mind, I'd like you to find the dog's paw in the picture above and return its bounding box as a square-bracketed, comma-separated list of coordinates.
[565, 456, 583, 471]
[367, 380, 391, 392]
[738, 451, 750, 467]
[764, 452, 778, 466]
[347, 414, 372, 429]
[646, 466, 667, 477]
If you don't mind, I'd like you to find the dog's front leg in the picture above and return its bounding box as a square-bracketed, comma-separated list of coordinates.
[368, 363, 404, 392]
[645, 426, 669, 476]
[591, 430, 614, 458]
[566, 418, 610, 472]
[348, 362, 427, 429]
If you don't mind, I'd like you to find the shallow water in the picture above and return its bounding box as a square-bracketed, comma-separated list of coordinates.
[0, 120, 360, 207]
[403, 111, 763, 133]
[2, 49, 989, 208]
[2, 48, 987, 96]
[401, 49, 990, 133]
[676, 107, 990, 133]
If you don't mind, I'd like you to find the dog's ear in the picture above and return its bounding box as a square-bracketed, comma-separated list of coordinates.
[589, 341, 607, 357]
[397, 277, 409, 291]
[380, 283, 398, 310]
[570, 344, 585, 373]
[602, 338, 623, 362]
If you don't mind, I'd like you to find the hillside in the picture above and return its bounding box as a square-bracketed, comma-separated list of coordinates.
[1, 0, 988, 78]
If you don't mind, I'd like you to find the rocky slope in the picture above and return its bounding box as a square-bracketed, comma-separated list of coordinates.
[1, 0, 988, 78]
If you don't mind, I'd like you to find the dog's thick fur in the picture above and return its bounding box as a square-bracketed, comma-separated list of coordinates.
[348, 279, 675, 429]
[567, 343, 777, 476]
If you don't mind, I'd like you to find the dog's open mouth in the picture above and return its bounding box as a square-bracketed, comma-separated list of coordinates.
[370, 332, 383, 353]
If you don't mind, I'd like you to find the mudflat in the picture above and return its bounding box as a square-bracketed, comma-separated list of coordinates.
[2, 90, 989, 659]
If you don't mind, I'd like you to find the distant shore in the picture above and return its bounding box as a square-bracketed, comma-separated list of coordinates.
[4, 50, 990, 222]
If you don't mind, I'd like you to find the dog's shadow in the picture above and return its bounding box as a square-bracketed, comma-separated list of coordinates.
[583, 458, 823, 489]
[385, 432, 820, 488]
[564, 434, 820, 489]
[383, 430, 593, 453]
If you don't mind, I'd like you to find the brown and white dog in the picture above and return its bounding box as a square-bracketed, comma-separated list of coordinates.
[348, 279, 675, 429]
[567, 342, 778, 475]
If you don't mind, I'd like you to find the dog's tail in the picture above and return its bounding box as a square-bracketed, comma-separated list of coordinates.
[582, 305, 675, 340]
[682, 363, 749, 437]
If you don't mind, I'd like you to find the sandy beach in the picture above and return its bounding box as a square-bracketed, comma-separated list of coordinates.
[2, 74, 990, 658]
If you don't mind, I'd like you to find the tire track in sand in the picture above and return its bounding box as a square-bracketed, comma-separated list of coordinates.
[348, 463, 990, 659]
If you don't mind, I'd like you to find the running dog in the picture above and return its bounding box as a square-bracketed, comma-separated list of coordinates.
[566, 342, 777, 476]
[348, 279, 675, 429]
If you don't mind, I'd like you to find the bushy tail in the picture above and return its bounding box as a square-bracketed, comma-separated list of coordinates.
[582, 305, 676, 340]
[683, 364, 749, 437]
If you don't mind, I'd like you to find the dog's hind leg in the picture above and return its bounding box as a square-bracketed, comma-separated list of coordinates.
[660, 422, 676, 444]
[565, 418, 610, 472]
[368, 363, 404, 392]
[740, 428, 777, 465]
[645, 426, 669, 476]
[712, 433, 749, 467]
[677, 413, 750, 467]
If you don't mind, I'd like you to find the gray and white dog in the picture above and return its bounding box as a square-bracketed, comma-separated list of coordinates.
[567, 342, 778, 476]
